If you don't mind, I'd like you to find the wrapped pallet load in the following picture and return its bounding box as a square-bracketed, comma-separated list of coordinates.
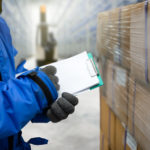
[105, 60, 129, 125]
[119, 5, 131, 69]
[97, 5, 132, 69]
[97, 11, 110, 58]
[97, 1, 150, 150]
[128, 78, 150, 150]
[130, 2, 150, 84]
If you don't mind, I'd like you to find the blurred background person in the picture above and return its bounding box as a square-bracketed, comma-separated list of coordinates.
[44, 32, 57, 63]
[36, 5, 57, 66]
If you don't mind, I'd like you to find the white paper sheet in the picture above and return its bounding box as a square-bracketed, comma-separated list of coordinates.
[41, 51, 99, 96]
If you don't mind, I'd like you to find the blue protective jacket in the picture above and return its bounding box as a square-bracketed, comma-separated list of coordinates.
[0, 16, 58, 149]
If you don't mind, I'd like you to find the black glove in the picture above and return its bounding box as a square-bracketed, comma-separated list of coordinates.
[41, 66, 60, 91]
[41, 66, 78, 123]
[47, 92, 78, 123]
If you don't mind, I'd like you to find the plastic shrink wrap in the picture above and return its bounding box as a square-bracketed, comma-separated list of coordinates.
[97, 1, 150, 150]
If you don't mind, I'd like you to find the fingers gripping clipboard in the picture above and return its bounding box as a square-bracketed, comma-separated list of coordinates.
[45, 51, 103, 96]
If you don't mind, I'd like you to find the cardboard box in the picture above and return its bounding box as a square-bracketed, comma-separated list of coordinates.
[119, 5, 132, 69]
[97, 6, 131, 69]
[130, 2, 150, 83]
[105, 60, 129, 124]
[114, 65, 129, 124]
[128, 80, 150, 139]
[98, 2, 150, 150]
[109, 110, 116, 150]
[126, 130, 138, 150]
[97, 12, 110, 58]
[128, 78, 150, 150]
[135, 128, 150, 150]
[100, 96, 116, 150]
[100, 96, 110, 141]
[97, 8, 121, 60]
[137, 145, 143, 150]
[148, 3, 150, 82]
[115, 117, 138, 150]
[108, 8, 120, 61]
[128, 78, 135, 135]
[115, 118, 125, 150]
[105, 60, 114, 108]
[98, 2, 150, 82]
[100, 130, 109, 150]
[111, 6, 131, 69]
[100, 96, 138, 150]
[99, 57, 107, 96]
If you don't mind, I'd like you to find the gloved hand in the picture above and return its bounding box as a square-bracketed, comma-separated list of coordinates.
[41, 66, 60, 91]
[41, 66, 78, 123]
[47, 92, 78, 123]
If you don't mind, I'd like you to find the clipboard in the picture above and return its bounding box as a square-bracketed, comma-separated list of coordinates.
[48, 51, 103, 95]
[87, 53, 104, 90]
[17, 51, 103, 96]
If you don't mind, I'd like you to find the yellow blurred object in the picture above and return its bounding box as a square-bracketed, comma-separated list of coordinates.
[40, 5, 46, 13]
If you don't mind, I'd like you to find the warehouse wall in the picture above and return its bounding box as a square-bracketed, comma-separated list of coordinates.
[2, 0, 35, 62]
[1, 0, 143, 62]
[56, 0, 140, 58]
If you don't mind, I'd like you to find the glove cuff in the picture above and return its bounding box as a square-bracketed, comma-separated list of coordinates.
[27, 71, 54, 106]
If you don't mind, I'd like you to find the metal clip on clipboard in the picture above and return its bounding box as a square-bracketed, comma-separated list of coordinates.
[86, 58, 98, 77]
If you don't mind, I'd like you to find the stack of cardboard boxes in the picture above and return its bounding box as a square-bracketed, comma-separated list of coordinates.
[97, 1, 150, 150]
[100, 96, 139, 150]
[130, 2, 150, 83]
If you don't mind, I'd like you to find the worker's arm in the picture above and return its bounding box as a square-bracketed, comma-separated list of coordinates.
[0, 69, 58, 139]
[15, 60, 78, 124]
[32, 66, 79, 123]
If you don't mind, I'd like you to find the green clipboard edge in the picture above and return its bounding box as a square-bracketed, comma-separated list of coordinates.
[88, 53, 104, 90]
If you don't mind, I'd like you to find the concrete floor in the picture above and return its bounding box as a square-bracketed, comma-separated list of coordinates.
[22, 88, 100, 150]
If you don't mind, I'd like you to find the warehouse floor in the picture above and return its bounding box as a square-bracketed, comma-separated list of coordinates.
[22, 85, 100, 150]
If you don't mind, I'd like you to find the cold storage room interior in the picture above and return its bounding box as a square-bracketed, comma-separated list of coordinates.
[0, 0, 149, 150]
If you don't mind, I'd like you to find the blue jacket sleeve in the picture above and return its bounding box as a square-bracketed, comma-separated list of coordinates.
[16, 60, 28, 74]
[0, 70, 58, 139]
[15, 60, 53, 123]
